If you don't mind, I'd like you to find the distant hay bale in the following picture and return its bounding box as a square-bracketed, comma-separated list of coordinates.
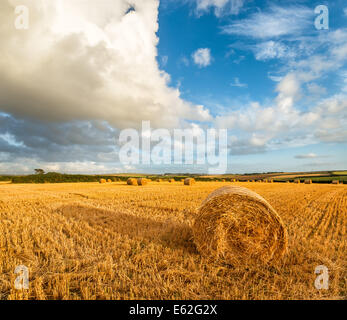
[169, 179, 175, 183]
[286, 181, 290, 183]
[332, 180, 339, 185]
[137, 178, 149, 186]
[263, 179, 267, 183]
[192, 186, 288, 266]
[156, 179, 162, 182]
[184, 178, 196, 186]
[107, 179, 112, 183]
[127, 178, 138, 186]
[294, 179, 301, 184]
[304, 179, 312, 184]
[99, 179, 106, 184]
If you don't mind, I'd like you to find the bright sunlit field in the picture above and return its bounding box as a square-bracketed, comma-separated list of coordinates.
[0, 181, 345, 300]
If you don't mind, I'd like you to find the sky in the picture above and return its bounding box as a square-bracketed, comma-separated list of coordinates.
[0, 0, 346, 174]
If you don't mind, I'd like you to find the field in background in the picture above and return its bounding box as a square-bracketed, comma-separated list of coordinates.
[0, 181, 346, 300]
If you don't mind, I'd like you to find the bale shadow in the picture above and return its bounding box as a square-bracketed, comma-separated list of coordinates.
[55, 204, 197, 254]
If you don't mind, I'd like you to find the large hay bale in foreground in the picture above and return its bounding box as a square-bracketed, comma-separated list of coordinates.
[99, 179, 106, 184]
[184, 178, 196, 186]
[127, 178, 138, 186]
[304, 179, 312, 184]
[192, 186, 288, 266]
[137, 178, 149, 186]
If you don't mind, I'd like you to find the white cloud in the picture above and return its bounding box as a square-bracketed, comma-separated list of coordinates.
[222, 5, 313, 39]
[230, 77, 247, 88]
[344, 8, 347, 16]
[254, 41, 296, 61]
[192, 48, 212, 67]
[195, 0, 244, 17]
[294, 153, 317, 159]
[0, 0, 208, 130]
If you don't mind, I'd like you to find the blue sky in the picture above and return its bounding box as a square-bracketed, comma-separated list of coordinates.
[0, 0, 346, 174]
[155, 0, 347, 172]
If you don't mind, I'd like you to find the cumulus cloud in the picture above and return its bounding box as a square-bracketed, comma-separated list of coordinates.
[0, 0, 209, 130]
[192, 48, 212, 67]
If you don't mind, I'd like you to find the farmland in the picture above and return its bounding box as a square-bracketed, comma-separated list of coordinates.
[0, 181, 345, 300]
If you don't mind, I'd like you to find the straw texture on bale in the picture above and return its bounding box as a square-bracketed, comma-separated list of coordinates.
[193, 186, 288, 266]
[304, 179, 312, 184]
[99, 179, 106, 184]
[184, 178, 196, 186]
[127, 178, 138, 186]
[137, 178, 149, 186]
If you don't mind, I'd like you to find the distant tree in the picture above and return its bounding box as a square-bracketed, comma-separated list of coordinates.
[34, 169, 45, 175]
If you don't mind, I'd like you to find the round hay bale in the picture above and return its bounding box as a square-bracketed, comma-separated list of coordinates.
[184, 178, 196, 186]
[107, 179, 112, 183]
[127, 178, 138, 186]
[156, 179, 162, 182]
[137, 178, 148, 186]
[294, 179, 300, 184]
[332, 180, 339, 185]
[192, 186, 288, 266]
[99, 179, 106, 184]
[304, 179, 312, 184]
[169, 179, 175, 183]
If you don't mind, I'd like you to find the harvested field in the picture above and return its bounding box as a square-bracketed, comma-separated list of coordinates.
[0, 182, 346, 300]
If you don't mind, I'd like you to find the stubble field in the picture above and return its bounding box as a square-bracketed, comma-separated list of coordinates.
[0, 181, 346, 300]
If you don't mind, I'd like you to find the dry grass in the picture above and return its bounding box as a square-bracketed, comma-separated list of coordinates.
[0, 182, 346, 300]
[137, 178, 149, 186]
[193, 186, 287, 266]
[184, 178, 196, 186]
[127, 178, 138, 186]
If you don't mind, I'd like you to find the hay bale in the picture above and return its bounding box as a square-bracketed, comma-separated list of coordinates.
[127, 178, 138, 186]
[294, 179, 300, 184]
[263, 179, 267, 183]
[99, 179, 106, 184]
[192, 186, 288, 266]
[304, 179, 312, 184]
[137, 178, 149, 186]
[332, 180, 339, 185]
[156, 179, 162, 182]
[184, 178, 196, 186]
[169, 179, 175, 183]
[107, 179, 112, 183]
